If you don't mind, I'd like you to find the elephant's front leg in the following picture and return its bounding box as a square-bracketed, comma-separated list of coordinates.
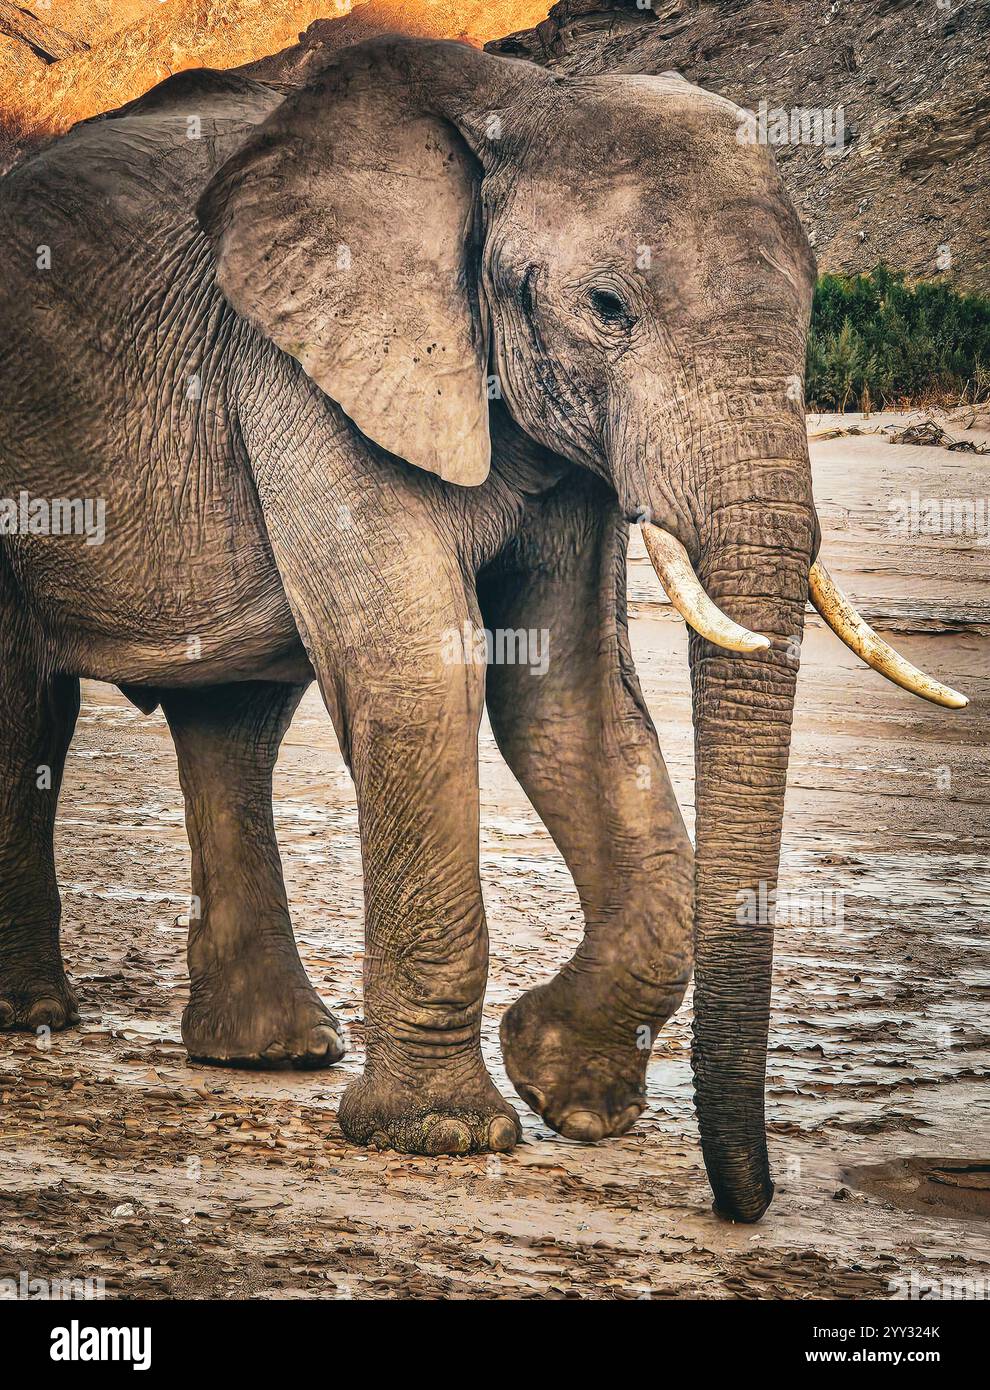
[480, 480, 694, 1141]
[337, 645, 520, 1155]
[252, 456, 520, 1155]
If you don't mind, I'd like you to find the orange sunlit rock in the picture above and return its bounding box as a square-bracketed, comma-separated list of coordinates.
[0, 0, 553, 163]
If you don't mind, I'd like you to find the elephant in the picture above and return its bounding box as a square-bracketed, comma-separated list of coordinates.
[0, 37, 967, 1222]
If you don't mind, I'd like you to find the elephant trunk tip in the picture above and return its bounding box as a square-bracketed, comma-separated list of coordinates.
[711, 1183, 775, 1225]
[705, 1146, 775, 1223]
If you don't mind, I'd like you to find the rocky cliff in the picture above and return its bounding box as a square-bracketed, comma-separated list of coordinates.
[489, 0, 990, 291]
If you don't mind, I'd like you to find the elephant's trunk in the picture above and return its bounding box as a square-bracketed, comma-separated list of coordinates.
[687, 485, 813, 1222]
[641, 443, 814, 1222]
[640, 418, 968, 1220]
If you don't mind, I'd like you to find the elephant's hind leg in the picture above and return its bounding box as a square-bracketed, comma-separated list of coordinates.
[0, 571, 81, 1031]
[161, 681, 344, 1069]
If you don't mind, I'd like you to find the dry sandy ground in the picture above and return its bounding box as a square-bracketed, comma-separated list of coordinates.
[1, 413, 988, 1300]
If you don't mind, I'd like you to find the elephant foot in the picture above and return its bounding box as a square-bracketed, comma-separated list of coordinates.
[500, 982, 649, 1142]
[0, 962, 80, 1032]
[182, 963, 345, 1070]
[338, 1065, 521, 1155]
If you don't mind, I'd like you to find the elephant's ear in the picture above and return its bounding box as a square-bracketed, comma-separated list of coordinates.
[197, 48, 492, 485]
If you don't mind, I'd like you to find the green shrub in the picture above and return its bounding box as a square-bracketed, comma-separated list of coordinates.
[805, 267, 990, 410]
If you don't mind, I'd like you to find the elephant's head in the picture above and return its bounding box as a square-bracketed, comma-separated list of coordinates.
[198, 38, 967, 1221]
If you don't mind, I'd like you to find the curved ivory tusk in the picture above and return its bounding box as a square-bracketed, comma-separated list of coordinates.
[641, 524, 772, 654]
[808, 561, 969, 709]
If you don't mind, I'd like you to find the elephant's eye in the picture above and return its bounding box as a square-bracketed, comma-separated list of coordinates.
[588, 287, 634, 329]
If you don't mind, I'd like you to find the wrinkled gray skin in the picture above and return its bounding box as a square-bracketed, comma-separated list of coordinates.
[0, 38, 817, 1221]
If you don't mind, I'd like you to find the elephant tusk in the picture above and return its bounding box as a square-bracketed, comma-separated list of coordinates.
[808, 560, 969, 709]
[641, 524, 772, 654]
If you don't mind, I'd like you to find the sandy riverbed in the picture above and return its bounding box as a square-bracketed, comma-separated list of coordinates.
[1, 412, 987, 1299]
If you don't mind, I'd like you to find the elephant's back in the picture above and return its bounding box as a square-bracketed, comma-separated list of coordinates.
[0, 68, 282, 463]
[0, 69, 282, 261]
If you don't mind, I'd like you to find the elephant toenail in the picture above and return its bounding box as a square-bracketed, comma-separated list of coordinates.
[487, 1116, 519, 1152]
[559, 1110, 606, 1143]
[0, 1001, 14, 1028]
[26, 998, 62, 1029]
[613, 1104, 644, 1135]
[426, 1118, 473, 1156]
[517, 1084, 547, 1114]
[303, 1025, 345, 1066]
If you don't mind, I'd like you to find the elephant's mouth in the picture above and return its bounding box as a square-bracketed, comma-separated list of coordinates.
[641, 522, 968, 709]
